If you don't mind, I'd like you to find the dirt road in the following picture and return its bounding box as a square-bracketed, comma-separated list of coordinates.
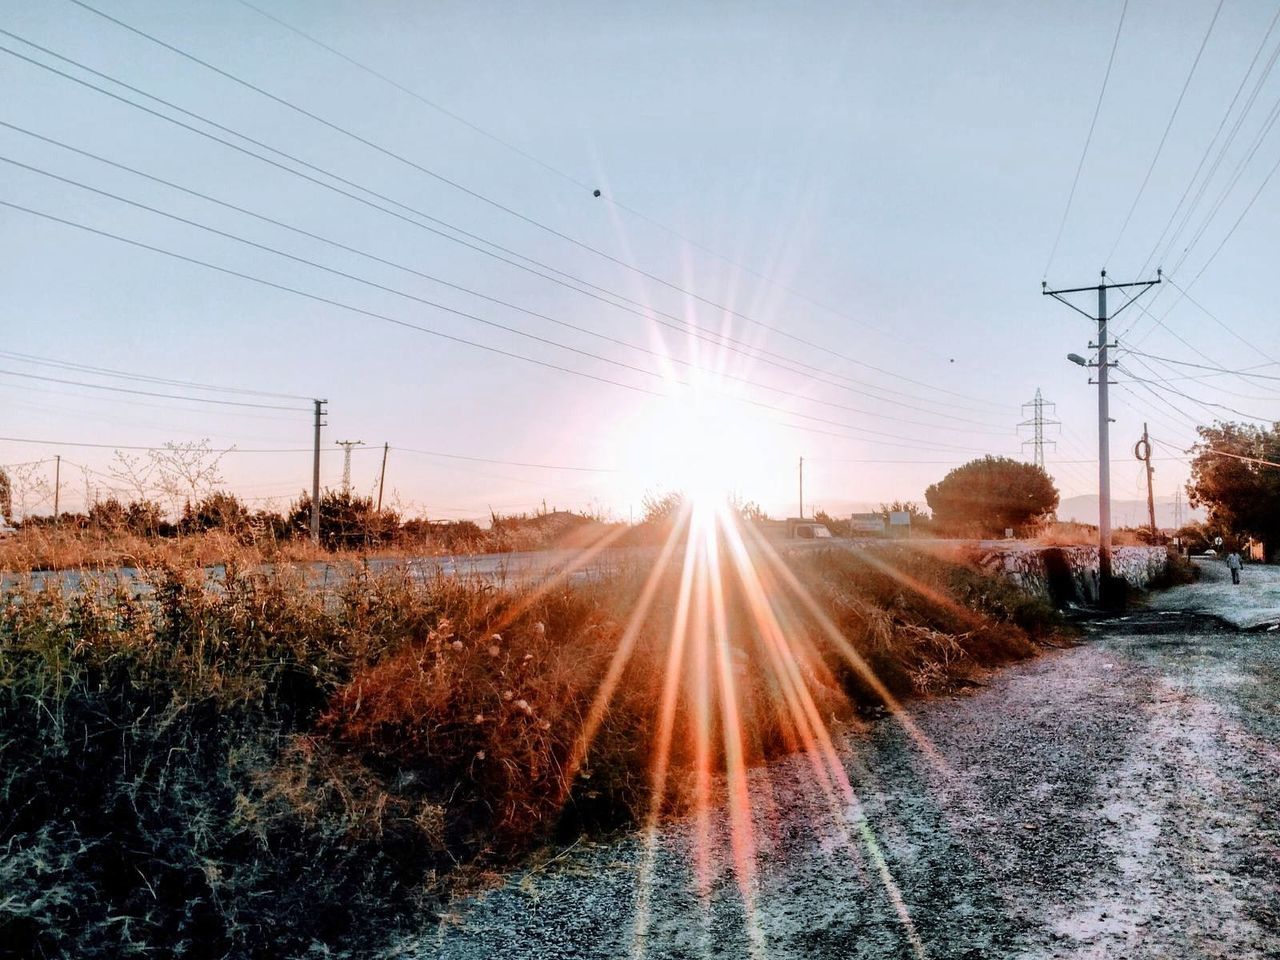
[419, 569, 1280, 959]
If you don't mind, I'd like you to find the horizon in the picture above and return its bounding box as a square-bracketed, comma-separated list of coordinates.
[3, 0, 1278, 522]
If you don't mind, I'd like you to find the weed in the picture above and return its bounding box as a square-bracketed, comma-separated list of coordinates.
[0, 543, 1064, 957]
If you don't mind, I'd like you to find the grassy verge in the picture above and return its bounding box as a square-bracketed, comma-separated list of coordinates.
[0, 543, 1063, 958]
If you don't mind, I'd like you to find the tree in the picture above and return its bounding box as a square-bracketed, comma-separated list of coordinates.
[150, 440, 228, 516]
[924, 456, 1058, 537]
[288, 490, 399, 549]
[1187, 421, 1280, 560]
[0, 468, 11, 523]
[180, 491, 251, 536]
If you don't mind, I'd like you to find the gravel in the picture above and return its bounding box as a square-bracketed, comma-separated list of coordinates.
[411, 581, 1280, 959]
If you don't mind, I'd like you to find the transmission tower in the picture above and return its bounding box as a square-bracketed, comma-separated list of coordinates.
[334, 439, 364, 493]
[1018, 388, 1060, 468]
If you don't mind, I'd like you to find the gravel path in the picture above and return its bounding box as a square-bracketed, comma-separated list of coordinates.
[1150, 556, 1280, 629]
[414, 586, 1280, 959]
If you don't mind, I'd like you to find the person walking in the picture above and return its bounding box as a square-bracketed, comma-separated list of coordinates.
[1227, 550, 1243, 585]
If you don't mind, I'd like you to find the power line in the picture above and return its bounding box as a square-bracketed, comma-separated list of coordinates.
[0, 197, 665, 398]
[0, 435, 312, 452]
[0, 347, 312, 401]
[1043, 0, 1128, 279]
[0, 124, 1009, 433]
[1139, 3, 1280, 274]
[1116, 363, 1276, 422]
[60, 1, 985, 404]
[1105, 0, 1225, 267]
[1121, 345, 1280, 382]
[231, 0, 938, 360]
[394, 447, 617, 473]
[1168, 72, 1280, 274]
[1152, 434, 1280, 469]
[0, 37, 1005, 418]
[0, 366, 309, 411]
[1160, 275, 1280, 364]
[0, 195, 1015, 456]
[0, 151, 677, 386]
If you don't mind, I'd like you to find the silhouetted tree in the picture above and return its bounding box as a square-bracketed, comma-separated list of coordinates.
[288, 491, 399, 549]
[1187, 421, 1280, 560]
[181, 491, 251, 536]
[925, 457, 1058, 537]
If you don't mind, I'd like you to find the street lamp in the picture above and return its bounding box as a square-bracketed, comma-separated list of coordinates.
[1066, 353, 1088, 367]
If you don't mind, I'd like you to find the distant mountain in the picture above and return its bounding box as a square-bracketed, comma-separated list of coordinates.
[1056, 495, 1204, 530]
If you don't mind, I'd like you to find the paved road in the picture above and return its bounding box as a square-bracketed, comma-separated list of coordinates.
[1, 539, 846, 594]
[418, 572, 1280, 959]
[0, 547, 650, 594]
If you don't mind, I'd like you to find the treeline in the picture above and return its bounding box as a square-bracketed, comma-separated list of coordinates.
[14, 490, 597, 552]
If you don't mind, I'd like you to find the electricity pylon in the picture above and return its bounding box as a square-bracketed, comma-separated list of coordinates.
[1018, 388, 1059, 468]
[335, 439, 363, 493]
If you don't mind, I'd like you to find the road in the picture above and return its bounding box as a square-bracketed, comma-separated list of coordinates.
[1, 538, 843, 593]
[418, 564, 1280, 959]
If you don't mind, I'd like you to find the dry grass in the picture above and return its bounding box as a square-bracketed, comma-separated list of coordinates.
[0, 525, 331, 571]
[0, 509, 667, 575]
[0, 541, 1063, 958]
[1033, 520, 1156, 547]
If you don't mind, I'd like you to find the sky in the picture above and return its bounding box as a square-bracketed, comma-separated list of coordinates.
[1, 0, 1278, 523]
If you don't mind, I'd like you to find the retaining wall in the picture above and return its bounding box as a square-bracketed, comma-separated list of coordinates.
[971, 544, 1169, 606]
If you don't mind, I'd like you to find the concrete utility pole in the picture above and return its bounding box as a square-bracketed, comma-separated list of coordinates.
[311, 399, 327, 544]
[376, 442, 389, 512]
[1045, 270, 1160, 596]
[335, 439, 364, 493]
[1019, 388, 1059, 468]
[1135, 422, 1156, 537]
[798, 455, 805, 519]
[53, 454, 60, 519]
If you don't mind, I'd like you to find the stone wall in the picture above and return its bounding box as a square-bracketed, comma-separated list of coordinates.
[971, 544, 1169, 606]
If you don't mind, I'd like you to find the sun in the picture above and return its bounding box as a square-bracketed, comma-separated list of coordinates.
[611, 389, 774, 509]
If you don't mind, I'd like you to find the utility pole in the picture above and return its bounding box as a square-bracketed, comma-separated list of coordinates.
[53, 454, 60, 519]
[335, 439, 364, 494]
[311, 399, 327, 545]
[376, 442, 389, 512]
[1045, 270, 1160, 597]
[1018, 388, 1059, 468]
[1174, 488, 1183, 528]
[1134, 422, 1156, 537]
[798, 455, 804, 519]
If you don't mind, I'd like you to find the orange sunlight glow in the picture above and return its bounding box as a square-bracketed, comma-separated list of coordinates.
[554, 485, 935, 959]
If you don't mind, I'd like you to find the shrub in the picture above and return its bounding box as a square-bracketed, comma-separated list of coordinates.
[0, 541, 1064, 956]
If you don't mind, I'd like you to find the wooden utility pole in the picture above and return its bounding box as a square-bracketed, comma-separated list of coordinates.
[311, 399, 327, 544]
[1135, 422, 1156, 537]
[798, 455, 804, 519]
[53, 454, 60, 519]
[376, 442, 389, 512]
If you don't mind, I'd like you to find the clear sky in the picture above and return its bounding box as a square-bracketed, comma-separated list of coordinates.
[2, 0, 1278, 522]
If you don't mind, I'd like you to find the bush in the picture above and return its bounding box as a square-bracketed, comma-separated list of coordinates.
[180, 491, 253, 537]
[288, 491, 399, 549]
[0, 540, 1065, 956]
